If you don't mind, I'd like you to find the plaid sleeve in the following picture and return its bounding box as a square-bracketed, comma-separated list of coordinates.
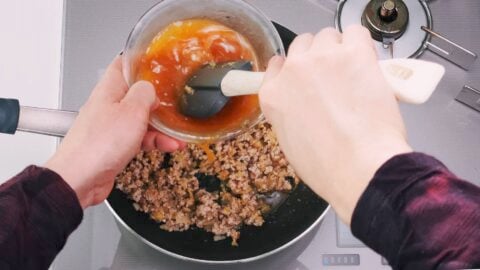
[351, 152, 480, 270]
[0, 165, 83, 270]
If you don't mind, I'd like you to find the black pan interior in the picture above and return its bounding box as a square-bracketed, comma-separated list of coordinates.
[107, 22, 329, 261]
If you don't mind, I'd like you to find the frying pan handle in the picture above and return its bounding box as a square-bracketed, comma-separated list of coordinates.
[17, 106, 78, 137]
[0, 98, 77, 137]
[0, 98, 20, 134]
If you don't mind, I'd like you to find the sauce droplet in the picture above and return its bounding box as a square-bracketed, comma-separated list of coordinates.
[199, 143, 215, 163]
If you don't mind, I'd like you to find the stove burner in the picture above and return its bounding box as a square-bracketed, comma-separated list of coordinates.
[361, 0, 409, 42]
[335, 0, 432, 59]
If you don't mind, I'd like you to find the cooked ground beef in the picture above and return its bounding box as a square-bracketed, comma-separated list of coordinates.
[115, 122, 299, 245]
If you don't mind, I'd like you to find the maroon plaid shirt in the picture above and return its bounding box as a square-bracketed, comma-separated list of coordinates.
[0, 166, 82, 269]
[0, 153, 479, 269]
[352, 153, 480, 269]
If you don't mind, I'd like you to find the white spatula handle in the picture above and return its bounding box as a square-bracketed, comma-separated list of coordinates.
[221, 59, 445, 104]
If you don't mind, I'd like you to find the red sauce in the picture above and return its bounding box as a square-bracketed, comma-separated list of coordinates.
[136, 19, 260, 136]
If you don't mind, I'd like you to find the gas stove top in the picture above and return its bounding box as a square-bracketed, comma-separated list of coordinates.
[52, 1, 480, 269]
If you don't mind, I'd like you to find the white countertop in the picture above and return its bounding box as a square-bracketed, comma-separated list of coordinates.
[0, 0, 63, 182]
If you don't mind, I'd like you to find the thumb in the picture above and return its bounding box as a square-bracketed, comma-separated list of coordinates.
[258, 56, 285, 126]
[122, 80, 158, 111]
[262, 55, 285, 84]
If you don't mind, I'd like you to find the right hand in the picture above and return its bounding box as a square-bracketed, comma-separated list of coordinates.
[259, 25, 412, 224]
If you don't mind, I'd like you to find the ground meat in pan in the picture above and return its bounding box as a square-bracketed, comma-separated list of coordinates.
[115, 122, 300, 245]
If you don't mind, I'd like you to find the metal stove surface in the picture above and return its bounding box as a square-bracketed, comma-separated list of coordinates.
[52, 0, 480, 269]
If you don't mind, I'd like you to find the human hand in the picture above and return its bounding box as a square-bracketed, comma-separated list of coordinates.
[46, 56, 185, 209]
[259, 25, 412, 224]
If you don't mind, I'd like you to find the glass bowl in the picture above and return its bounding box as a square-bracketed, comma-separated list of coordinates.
[123, 0, 285, 143]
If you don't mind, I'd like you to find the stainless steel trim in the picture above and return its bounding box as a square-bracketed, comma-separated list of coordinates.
[416, 0, 434, 58]
[422, 26, 478, 70]
[455, 85, 480, 113]
[333, 0, 345, 32]
[17, 106, 77, 137]
[52, 0, 68, 149]
[58, 0, 68, 114]
[104, 200, 330, 264]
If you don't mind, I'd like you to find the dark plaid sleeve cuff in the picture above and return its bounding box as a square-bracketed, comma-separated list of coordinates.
[0, 165, 83, 269]
[351, 152, 480, 270]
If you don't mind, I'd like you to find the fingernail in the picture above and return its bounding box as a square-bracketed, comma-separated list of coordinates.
[173, 141, 181, 149]
[153, 97, 161, 110]
[164, 140, 180, 152]
[178, 141, 188, 149]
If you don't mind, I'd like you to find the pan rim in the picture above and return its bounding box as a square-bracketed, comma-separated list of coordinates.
[104, 200, 330, 264]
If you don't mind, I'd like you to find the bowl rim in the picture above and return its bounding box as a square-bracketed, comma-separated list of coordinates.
[121, 0, 286, 143]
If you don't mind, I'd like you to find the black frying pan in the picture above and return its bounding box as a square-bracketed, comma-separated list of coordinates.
[106, 23, 329, 263]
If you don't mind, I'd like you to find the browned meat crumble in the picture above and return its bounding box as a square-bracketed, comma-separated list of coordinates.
[115, 122, 299, 245]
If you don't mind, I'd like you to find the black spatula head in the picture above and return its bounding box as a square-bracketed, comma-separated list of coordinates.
[179, 61, 253, 119]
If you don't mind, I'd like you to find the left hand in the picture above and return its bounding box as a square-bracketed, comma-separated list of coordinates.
[46, 56, 185, 209]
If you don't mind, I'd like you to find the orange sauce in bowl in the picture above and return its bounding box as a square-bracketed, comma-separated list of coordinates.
[136, 19, 260, 136]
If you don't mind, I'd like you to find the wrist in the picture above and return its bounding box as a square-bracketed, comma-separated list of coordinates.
[45, 155, 92, 209]
[323, 139, 412, 225]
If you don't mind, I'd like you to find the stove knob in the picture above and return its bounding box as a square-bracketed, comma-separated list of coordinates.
[379, 0, 398, 22]
[361, 0, 409, 42]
